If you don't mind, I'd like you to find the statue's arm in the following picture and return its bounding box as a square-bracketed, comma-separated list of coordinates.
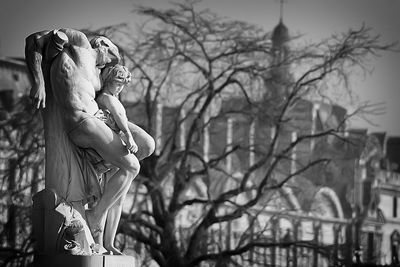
[102, 96, 138, 152]
[100, 96, 130, 133]
[25, 30, 51, 109]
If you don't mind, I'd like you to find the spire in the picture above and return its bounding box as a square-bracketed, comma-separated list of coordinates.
[267, 0, 291, 100]
[280, 0, 284, 22]
[272, 0, 289, 50]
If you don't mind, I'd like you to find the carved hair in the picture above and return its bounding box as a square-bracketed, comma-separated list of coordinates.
[89, 36, 120, 62]
[101, 64, 132, 88]
[90, 36, 113, 49]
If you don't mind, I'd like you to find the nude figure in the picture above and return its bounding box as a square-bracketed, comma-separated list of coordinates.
[25, 29, 155, 254]
[96, 64, 138, 155]
[94, 64, 144, 254]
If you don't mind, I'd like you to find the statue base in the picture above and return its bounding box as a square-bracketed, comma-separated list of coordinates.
[34, 254, 138, 267]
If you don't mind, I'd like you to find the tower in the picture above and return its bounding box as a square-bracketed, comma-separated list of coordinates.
[265, 0, 291, 103]
[271, 0, 289, 65]
[271, 18, 289, 65]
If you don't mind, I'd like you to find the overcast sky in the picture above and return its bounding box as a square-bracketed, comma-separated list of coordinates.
[1, 0, 399, 135]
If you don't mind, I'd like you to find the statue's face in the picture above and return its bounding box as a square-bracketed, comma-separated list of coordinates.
[101, 64, 131, 95]
[108, 82, 125, 96]
[94, 37, 121, 69]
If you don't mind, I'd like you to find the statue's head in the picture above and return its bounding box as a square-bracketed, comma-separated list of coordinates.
[101, 64, 131, 93]
[90, 36, 121, 69]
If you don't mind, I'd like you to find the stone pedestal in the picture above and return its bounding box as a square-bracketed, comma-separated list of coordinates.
[32, 188, 64, 254]
[32, 189, 138, 266]
[33, 187, 98, 253]
[34, 254, 138, 267]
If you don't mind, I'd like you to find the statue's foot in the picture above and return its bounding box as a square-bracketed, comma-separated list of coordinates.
[85, 209, 103, 243]
[104, 245, 124, 255]
[90, 243, 108, 255]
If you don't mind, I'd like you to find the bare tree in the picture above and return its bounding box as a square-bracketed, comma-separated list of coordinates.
[0, 1, 394, 266]
[0, 95, 44, 266]
[82, 1, 396, 267]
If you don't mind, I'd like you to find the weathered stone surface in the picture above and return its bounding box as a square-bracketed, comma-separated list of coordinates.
[32, 188, 63, 254]
[32, 188, 97, 255]
[34, 254, 137, 267]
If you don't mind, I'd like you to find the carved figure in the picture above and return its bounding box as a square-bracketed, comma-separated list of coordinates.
[25, 29, 155, 255]
[95, 64, 146, 254]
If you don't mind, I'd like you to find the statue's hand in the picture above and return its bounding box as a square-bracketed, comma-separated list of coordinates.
[126, 134, 138, 154]
[30, 84, 46, 109]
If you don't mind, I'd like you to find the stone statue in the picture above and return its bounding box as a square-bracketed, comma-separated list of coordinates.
[25, 28, 155, 256]
[95, 64, 144, 254]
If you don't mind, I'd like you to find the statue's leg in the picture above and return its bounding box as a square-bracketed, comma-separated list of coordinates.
[89, 167, 118, 248]
[97, 167, 127, 255]
[103, 181, 131, 255]
[68, 118, 140, 237]
[127, 121, 155, 160]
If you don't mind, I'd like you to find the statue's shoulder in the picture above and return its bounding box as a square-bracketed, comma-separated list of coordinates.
[55, 42, 92, 73]
[50, 51, 77, 81]
[58, 28, 91, 49]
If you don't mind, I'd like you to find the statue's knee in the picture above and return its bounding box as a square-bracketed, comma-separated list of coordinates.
[139, 136, 155, 160]
[145, 137, 156, 157]
[125, 157, 140, 177]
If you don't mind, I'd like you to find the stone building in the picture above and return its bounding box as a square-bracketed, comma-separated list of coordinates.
[374, 136, 400, 264]
[0, 57, 30, 117]
[120, 17, 399, 266]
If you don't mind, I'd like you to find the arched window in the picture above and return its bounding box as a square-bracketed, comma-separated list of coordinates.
[0, 89, 14, 112]
[311, 187, 344, 219]
[391, 231, 400, 264]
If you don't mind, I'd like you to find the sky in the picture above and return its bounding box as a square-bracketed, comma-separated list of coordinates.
[0, 0, 399, 135]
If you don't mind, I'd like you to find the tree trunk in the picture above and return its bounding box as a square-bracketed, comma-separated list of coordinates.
[161, 217, 185, 267]
[6, 158, 17, 248]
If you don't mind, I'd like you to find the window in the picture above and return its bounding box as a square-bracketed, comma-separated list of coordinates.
[394, 197, 398, 218]
[0, 89, 14, 112]
[367, 232, 374, 262]
[391, 231, 400, 265]
[12, 73, 19, 81]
